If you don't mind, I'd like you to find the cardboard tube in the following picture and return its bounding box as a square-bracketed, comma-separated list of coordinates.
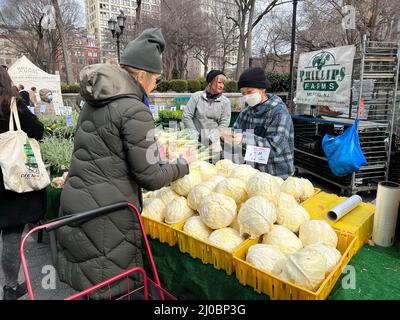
[372, 182, 400, 247]
[327, 195, 362, 222]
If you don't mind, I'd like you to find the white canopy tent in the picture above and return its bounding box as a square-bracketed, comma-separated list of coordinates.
[8, 55, 63, 114]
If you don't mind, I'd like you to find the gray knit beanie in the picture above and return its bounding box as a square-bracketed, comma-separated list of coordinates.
[120, 28, 165, 74]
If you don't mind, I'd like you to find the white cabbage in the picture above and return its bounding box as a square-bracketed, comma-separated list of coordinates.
[247, 173, 281, 204]
[303, 243, 341, 274]
[229, 164, 258, 184]
[262, 225, 303, 256]
[229, 215, 240, 232]
[143, 191, 154, 199]
[301, 178, 315, 202]
[153, 187, 180, 206]
[187, 183, 213, 211]
[246, 244, 287, 276]
[274, 176, 285, 187]
[198, 193, 237, 229]
[281, 177, 315, 202]
[141, 198, 165, 222]
[276, 202, 310, 233]
[299, 220, 338, 248]
[190, 161, 219, 181]
[208, 227, 245, 253]
[215, 178, 248, 204]
[215, 159, 237, 177]
[164, 197, 195, 224]
[206, 175, 226, 190]
[183, 216, 213, 241]
[238, 196, 277, 239]
[171, 169, 203, 196]
[280, 248, 327, 291]
[278, 192, 298, 207]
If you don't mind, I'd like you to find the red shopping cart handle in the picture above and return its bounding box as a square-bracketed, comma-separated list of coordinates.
[45, 201, 129, 232]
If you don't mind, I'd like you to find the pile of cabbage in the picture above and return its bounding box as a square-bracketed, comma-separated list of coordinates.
[246, 220, 341, 291]
[142, 160, 321, 257]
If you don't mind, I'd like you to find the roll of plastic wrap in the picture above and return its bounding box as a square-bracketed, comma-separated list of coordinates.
[327, 195, 362, 222]
[372, 182, 400, 247]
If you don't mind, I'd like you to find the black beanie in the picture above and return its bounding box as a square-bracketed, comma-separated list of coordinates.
[238, 67, 271, 90]
[206, 70, 225, 84]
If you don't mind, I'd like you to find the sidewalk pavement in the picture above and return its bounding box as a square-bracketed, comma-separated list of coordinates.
[0, 227, 77, 300]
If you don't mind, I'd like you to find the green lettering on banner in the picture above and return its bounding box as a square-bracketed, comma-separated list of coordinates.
[339, 67, 346, 81]
[300, 70, 305, 81]
[303, 81, 338, 91]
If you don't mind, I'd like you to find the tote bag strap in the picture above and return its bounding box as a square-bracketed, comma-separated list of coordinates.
[8, 97, 22, 132]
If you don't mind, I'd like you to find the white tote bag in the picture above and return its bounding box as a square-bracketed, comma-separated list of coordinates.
[0, 98, 50, 193]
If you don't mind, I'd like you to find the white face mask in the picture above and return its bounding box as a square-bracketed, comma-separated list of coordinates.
[244, 92, 262, 107]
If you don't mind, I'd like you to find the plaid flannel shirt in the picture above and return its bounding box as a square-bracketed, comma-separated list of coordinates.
[233, 94, 295, 179]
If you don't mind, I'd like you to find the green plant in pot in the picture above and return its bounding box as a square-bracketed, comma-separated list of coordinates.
[157, 109, 183, 128]
[40, 136, 74, 175]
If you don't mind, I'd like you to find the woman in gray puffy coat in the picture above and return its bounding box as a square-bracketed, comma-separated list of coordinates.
[57, 28, 189, 299]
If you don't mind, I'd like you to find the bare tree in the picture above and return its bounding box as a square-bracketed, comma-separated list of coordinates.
[52, 0, 73, 84]
[0, 0, 82, 76]
[209, 2, 239, 74]
[161, 0, 205, 79]
[292, 0, 400, 51]
[230, 0, 282, 79]
[133, 0, 142, 37]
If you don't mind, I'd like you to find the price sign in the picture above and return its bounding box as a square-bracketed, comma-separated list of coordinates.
[244, 145, 271, 165]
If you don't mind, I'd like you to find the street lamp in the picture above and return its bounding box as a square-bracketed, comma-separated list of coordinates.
[108, 10, 126, 63]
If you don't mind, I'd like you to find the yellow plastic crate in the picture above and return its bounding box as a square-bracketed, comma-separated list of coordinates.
[301, 192, 375, 252]
[303, 188, 321, 203]
[233, 230, 357, 300]
[174, 223, 250, 275]
[142, 216, 181, 247]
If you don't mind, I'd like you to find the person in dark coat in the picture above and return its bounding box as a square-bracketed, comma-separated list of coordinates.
[57, 28, 189, 299]
[16, 84, 31, 107]
[0, 67, 46, 300]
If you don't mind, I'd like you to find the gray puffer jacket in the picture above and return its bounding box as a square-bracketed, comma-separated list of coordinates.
[57, 64, 188, 299]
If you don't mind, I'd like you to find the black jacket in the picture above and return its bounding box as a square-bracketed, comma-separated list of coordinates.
[0, 98, 46, 229]
[19, 90, 31, 107]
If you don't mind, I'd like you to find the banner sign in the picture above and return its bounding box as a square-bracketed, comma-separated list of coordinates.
[295, 45, 356, 107]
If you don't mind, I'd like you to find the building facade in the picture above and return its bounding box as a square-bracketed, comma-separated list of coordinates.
[57, 28, 101, 83]
[85, 0, 161, 64]
[85, 0, 238, 79]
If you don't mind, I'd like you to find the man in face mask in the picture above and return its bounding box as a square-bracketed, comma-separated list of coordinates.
[223, 67, 294, 179]
[37, 88, 56, 115]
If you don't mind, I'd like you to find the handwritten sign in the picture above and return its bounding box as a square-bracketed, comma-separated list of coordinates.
[244, 145, 271, 165]
[40, 103, 46, 113]
[149, 105, 159, 120]
[66, 114, 73, 127]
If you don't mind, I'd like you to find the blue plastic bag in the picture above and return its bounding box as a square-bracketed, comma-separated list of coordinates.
[322, 119, 367, 176]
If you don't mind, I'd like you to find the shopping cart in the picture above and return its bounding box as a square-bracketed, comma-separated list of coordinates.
[20, 202, 177, 300]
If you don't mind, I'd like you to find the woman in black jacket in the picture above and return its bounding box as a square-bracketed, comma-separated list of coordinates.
[0, 66, 46, 300]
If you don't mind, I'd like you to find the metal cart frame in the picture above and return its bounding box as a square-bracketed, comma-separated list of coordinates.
[20, 202, 176, 300]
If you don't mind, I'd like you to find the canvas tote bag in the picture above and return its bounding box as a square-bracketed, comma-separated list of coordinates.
[0, 97, 50, 193]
